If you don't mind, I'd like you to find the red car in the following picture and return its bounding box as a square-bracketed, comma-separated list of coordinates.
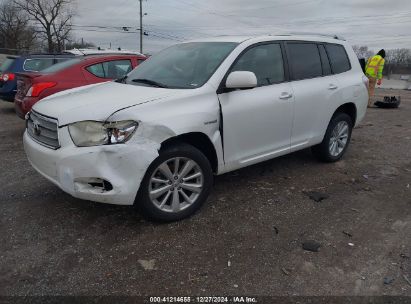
[14, 54, 146, 118]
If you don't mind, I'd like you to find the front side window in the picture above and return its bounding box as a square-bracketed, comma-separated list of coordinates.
[326, 44, 351, 74]
[231, 43, 285, 86]
[287, 43, 322, 80]
[126, 42, 238, 89]
[23, 58, 55, 71]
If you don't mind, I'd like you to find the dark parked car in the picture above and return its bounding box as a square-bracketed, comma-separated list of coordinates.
[0, 54, 75, 101]
[15, 54, 146, 118]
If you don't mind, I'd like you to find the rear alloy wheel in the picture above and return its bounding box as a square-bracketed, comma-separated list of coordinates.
[329, 121, 350, 157]
[137, 144, 213, 221]
[312, 113, 353, 162]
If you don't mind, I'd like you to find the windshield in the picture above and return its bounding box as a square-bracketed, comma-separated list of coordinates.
[126, 42, 238, 89]
[0, 57, 16, 72]
[41, 58, 82, 73]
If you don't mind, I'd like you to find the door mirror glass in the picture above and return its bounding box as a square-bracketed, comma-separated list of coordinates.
[225, 71, 257, 89]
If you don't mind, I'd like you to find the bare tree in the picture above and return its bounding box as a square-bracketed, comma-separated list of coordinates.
[385, 48, 411, 65]
[352, 45, 373, 59]
[65, 39, 96, 50]
[13, 0, 75, 53]
[0, 0, 38, 53]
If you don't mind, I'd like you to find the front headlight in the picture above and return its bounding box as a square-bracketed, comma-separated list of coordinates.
[68, 120, 138, 147]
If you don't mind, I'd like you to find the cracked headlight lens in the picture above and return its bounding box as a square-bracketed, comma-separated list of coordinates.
[69, 120, 138, 147]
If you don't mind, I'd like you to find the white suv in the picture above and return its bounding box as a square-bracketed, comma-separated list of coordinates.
[24, 34, 368, 221]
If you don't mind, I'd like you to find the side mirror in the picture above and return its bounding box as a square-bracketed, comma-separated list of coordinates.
[225, 71, 257, 89]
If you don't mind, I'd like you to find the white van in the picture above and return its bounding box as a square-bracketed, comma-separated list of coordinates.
[24, 34, 368, 221]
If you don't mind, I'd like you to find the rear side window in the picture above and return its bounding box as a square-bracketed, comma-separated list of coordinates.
[104, 60, 132, 78]
[325, 44, 351, 74]
[0, 57, 16, 72]
[42, 58, 82, 73]
[232, 43, 285, 86]
[318, 45, 332, 76]
[87, 60, 132, 79]
[23, 58, 54, 71]
[287, 43, 322, 80]
[55, 57, 73, 64]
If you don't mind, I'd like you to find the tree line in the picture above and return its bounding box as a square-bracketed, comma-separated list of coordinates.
[353, 45, 411, 65]
[0, 0, 94, 54]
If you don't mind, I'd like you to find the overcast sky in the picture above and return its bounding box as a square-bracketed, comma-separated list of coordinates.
[72, 0, 411, 54]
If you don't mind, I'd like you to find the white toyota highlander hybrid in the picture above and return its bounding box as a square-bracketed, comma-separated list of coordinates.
[24, 34, 368, 221]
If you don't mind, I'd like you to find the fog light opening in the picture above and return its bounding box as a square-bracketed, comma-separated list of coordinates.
[87, 179, 113, 192]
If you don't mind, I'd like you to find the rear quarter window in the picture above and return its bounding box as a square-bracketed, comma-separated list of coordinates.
[325, 44, 351, 74]
[23, 58, 55, 71]
[86, 63, 105, 78]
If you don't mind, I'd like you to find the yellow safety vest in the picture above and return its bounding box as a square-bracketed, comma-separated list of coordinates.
[365, 55, 385, 79]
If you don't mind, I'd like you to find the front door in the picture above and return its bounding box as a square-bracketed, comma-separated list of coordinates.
[218, 42, 294, 170]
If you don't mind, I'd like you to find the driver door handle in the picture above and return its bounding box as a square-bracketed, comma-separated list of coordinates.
[279, 92, 293, 100]
[328, 84, 338, 90]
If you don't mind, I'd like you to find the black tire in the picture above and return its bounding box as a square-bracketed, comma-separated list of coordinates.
[312, 112, 353, 162]
[136, 143, 213, 222]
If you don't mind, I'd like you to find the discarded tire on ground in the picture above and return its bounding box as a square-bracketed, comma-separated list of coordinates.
[374, 96, 401, 109]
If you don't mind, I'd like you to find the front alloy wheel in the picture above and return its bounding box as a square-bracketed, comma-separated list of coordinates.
[149, 157, 204, 213]
[137, 143, 213, 221]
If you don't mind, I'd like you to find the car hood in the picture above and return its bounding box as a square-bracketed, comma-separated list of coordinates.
[32, 82, 182, 126]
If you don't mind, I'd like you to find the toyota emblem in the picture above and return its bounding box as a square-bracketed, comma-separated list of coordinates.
[33, 121, 41, 136]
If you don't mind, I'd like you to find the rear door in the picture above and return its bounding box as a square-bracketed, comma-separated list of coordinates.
[218, 42, 294, 169]
[286, 41, 340, 150]
[325, 44, 362, 115]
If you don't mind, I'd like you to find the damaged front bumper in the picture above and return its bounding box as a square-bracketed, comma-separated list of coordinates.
[23, 127, 160, 205]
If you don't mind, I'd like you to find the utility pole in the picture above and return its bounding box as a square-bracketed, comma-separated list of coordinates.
[139, 0, 143, 54]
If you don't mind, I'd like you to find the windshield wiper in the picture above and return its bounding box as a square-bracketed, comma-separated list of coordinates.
[131, 78, 168, 88]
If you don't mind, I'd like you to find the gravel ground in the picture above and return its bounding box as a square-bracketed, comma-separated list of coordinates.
[0, 89, 410, 297]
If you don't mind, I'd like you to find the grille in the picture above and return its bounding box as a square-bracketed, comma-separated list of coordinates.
[27, 111, 60, 149]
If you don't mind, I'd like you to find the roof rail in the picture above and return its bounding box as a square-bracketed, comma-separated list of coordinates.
[272, 32, 346, 41]
[17, 52, 73, 56]
[64, 48, 144, 56]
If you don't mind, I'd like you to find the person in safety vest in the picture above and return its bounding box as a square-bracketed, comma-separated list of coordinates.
[365, 49, 385, 107]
